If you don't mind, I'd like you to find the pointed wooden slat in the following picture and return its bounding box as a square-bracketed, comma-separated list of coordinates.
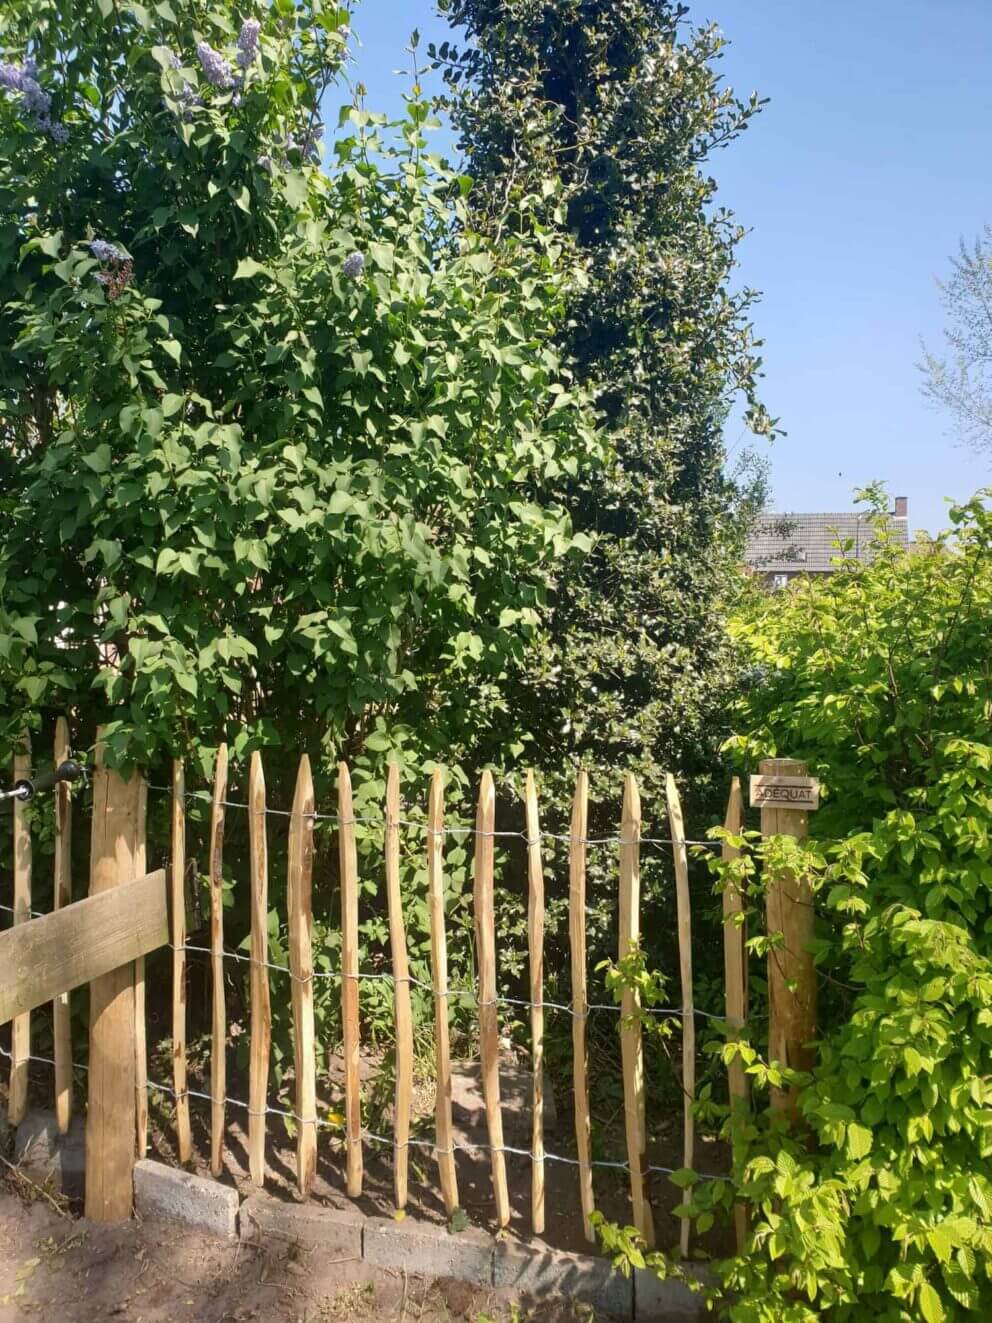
[86, 734, 145, 1221]
[524, 770, 545, 1235]
[666, 773, 695, 1259]
[474, 770, 510, 1228]
[8, 732, 31, 1127]
[338, 762, 363, 1197]
[386, 763, 414, 1211]
[288, 755, 317, 1195]
[721, 777, 749, 1252]
[427, 769, 459, 1214]
[248, 751, 272, 1188]
[209, 744, 229, 1178]
[171, 759, 192, 1163]
[53, 718, 73, 1134]
[569, 769, 595, 1242]
[134, 810, 148, 1159]
[619, 774, 655, 1248]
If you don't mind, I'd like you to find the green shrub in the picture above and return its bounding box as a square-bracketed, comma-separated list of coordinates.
[600, 492, 992, 1320]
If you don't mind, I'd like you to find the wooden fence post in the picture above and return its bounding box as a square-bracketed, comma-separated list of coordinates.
[524, 770, 545, 1236]
[8, 732, 31, 1127]
[248, 751, 271, 1187]
[86, 734, 146, 1221]
[665, 773, 695, 1260]
[569, 769, 595, 1243]
[53, 718, 73, 1134]
[288, 754, 317, 1195]
[759, 757, 816, 1116]
[427, 769, 459, 1215]
[619, 773, 655, 1249]
[721, 777, 749, 1252]
[171, 759, 192, 1164]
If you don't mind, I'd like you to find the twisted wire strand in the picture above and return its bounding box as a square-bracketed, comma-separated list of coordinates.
[0, 1045, 720, 1184]
[144, 783, 720, 849]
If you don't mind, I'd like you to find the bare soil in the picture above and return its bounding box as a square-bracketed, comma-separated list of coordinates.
[0, 1179, 600, 1323]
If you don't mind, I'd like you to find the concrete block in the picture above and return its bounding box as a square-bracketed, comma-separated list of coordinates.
[14, 1110, 85, 1199]
[240, 1193, 364, 1258]
[633, 1266, 711, 1321]
[134, 1159, 239, 1239]
[494, 1242, 633, 1318]
[364, 1215, 495, 1286]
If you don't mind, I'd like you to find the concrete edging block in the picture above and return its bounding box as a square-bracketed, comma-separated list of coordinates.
[133, 1158, 238, 1239]
[494, 1241, 633, 1318]
[240, 1192, 364, 1257]
[364, 1215, 495, 1286]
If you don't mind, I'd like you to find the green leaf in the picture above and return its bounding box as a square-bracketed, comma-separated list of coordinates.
[233, 257, 271, 280]
[83, 445, 112, 474]
[160, 339, 182, 364]
[918, 1282, 944, 1323]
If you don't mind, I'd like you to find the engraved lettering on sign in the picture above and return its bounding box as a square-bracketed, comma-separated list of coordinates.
[749, 775, 820, 811]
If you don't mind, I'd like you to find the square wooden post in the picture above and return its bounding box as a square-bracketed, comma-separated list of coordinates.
[85, 735, 147, 1221]
[759, 757, 817, 1117]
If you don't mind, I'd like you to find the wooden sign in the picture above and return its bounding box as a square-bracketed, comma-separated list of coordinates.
[0, 869, 167, 1025]
[749, 774, 820, 811]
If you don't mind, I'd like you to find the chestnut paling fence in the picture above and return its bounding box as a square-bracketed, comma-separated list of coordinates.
[1, 724, 814, 1255]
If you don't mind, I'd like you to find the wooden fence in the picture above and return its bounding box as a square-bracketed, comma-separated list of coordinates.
[2, 726, 814, 1255]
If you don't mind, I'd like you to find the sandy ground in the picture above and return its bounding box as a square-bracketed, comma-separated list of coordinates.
[0, 1178, 607, 1323]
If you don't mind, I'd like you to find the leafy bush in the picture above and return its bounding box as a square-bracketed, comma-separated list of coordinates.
[593, 493, 992, 1319]
[0, 0, 602, 778]
[693, 492, 992, 1320]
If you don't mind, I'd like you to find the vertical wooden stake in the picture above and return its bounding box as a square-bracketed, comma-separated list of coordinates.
[248, 751, 271, 1188]
[619, 774, 655, 1248]
[761, 758, 816, 1117]
[86, 732, 146, 1221]
[338, 762, 363, 1197]
[288, 755, 317, 1195]
[209, 744, 229, 1178]
[386, 763, 414, 1211]
[569, 769, 595, 1242]
[474, 771, 510, 1228]
[53, 718, 73, 1134]
[8, 732, 31, 1127]
[134, 804, 149, 1160]
[666, 773, 695, 1260]
[524, 770, 545, 1235]
[427, 769, 459, 1214]
[171, 759, 192, 1164]
[721, 777, 749, 1252]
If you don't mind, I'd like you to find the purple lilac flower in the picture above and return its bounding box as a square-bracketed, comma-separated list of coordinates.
[0, 61, 24, 92]
[237, 19, 260, 69]
[20, 76, 50, 120]
[342, 251, 365, 279]
[196, 40, 235, 90]
[46, 122, 69, 144]
[90, 239, 127, 263]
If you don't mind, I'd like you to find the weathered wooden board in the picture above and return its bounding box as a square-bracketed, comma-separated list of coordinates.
[749, 774, 820, 810]
[0, 869, 167, 1025]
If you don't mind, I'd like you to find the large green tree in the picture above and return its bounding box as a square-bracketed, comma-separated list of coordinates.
[436, 0, 772, 942]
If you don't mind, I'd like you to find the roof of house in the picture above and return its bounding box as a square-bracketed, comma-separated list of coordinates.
[745, 511, 909, 574]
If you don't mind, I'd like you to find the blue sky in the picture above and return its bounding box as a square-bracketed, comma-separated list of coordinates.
[344, 1, 992, 536]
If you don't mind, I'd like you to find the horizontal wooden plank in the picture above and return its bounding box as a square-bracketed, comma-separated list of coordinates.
[0, 870, 167, 1025]
[749, 775, 820, 811]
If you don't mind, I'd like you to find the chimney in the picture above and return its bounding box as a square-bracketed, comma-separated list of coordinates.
[893, 496, 908, 518]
